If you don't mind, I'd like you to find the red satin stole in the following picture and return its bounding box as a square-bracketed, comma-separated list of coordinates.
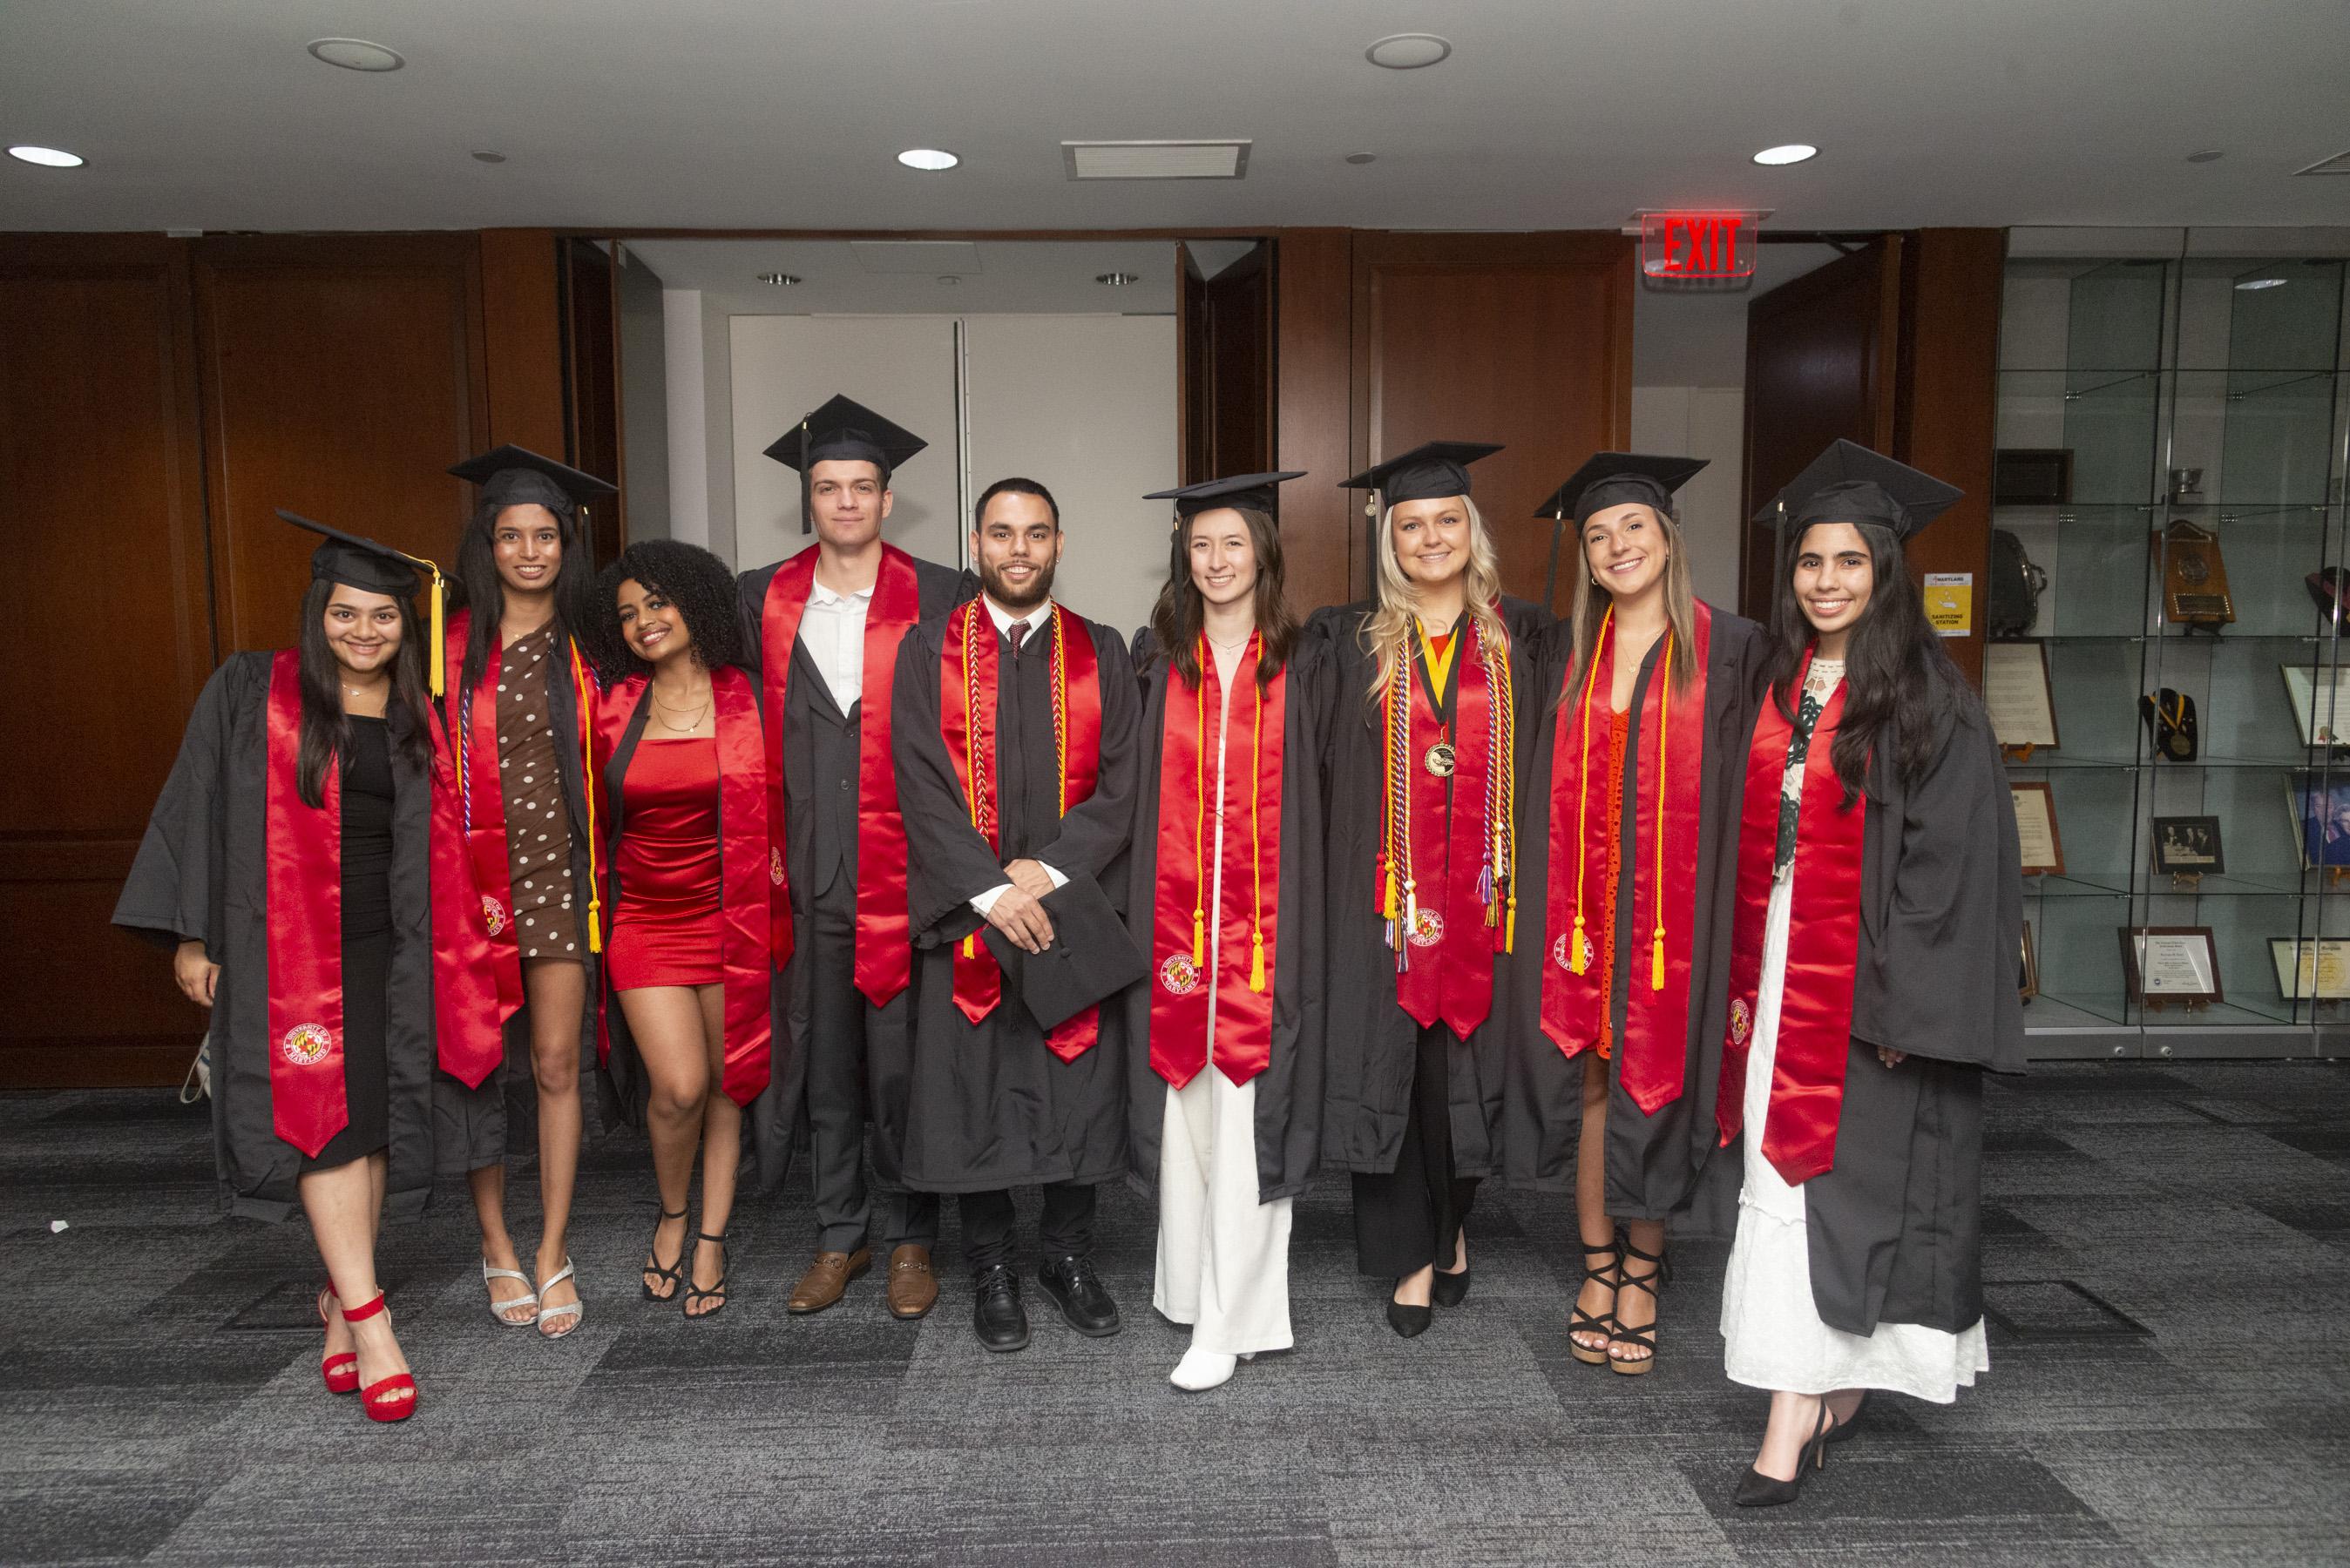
[1717, 654, 1866, 1184]
[264, 652, 504, 1159]
[1147, 635, 1285, 1088]
[1540, 601, 1712, 1113]
[938, 600, 1105, 1061]
[1379, 618, 1513, 1039]
[588, 668, 777, 1107]
[759, 544, 925, 1002]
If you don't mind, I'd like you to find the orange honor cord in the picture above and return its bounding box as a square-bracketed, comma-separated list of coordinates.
[569, 639, 603, 954]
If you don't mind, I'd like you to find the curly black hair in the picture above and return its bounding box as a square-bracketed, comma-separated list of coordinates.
[585, 538, 744, 679]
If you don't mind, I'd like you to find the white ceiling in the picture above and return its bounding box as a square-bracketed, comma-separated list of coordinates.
[623, 238, 1185, 314]
[3, 1, 2346, 234]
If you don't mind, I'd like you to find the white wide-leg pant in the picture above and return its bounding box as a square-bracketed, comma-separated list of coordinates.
[1153, 1066, 1293, 1357]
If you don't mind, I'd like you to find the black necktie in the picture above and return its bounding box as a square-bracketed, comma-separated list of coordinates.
[1006, 618, 1029, 657]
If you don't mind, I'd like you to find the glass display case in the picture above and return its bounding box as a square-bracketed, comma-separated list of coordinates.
[1995, 231, 2350, 1058]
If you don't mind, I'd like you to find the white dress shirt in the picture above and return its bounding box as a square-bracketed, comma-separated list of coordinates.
[969, 592, 1067, 918]
[800, 578, 871, 714]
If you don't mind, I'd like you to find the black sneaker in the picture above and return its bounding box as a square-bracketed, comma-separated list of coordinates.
[971, 1264, 1029, 1353]
[1037, 1254, 1121, 1337]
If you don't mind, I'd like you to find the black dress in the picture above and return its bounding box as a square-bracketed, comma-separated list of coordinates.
[308, 715, 393, 1171]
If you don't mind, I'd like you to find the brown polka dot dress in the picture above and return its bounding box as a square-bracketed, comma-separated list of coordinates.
[498, 623, 585, 962]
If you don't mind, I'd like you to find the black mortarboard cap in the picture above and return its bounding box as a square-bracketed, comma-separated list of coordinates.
[446, 445, 617, 514]
[1538, 452, 1709, 524]
[1144, 470, 1306, 520]
[979, 875, 1148, 1031]
[1338, 441, 1502, 507]
[761, 394, 928, 477]
[278, 510, 451, 695]
[1752, 439, 1963, 543]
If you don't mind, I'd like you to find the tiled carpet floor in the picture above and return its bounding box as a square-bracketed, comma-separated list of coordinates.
[3, 1060, 2347, 1566]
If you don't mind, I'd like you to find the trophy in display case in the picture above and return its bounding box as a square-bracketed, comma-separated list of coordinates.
[2157, 519, 2234, 632]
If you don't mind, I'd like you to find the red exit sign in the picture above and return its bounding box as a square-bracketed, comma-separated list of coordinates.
[1639, 212, 1762, 280]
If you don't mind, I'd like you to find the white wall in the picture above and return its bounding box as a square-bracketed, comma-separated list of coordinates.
[661, 288, 710, 549]
[1629, 385, 1745, 612]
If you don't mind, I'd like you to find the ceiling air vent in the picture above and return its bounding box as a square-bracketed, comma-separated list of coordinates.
[2292, 149, 2350, 176]
[1063, 140, 1250, 180]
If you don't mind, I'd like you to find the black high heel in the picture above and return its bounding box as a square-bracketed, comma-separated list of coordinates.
[1431, 1231, 1471, 1308]
[683, 1231, 729, 1320]
[1734, 1399, 1836, 1507]
[1385, 1275, 1432, 1338]
[1608, 1239, 1663, 1376]
[1568, 1235, 1621, 1366]
[1825, 1389, 1870, 1445]
[640, 1206, 688, 1302]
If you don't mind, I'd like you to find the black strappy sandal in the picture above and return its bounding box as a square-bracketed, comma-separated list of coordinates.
[1609, 1238, 1663, 1376]
[683, 1231, 729, 1320]
[1568, 1234, 1621, 1366]
[640, 1206, 688, 1302]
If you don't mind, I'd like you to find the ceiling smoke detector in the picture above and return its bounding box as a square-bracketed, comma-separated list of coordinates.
[1365, 34, 1452, 70]
[1063, 141, 1249, 180]
[308, 38, 405, 72]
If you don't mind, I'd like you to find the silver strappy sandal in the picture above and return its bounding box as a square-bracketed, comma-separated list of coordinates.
[535, 1257, 584, 1339]
[483, 1258, 539, 1327]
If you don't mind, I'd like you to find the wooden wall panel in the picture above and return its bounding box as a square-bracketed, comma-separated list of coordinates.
[1273, 229, 1354, 612]
[478, 228, 568, 457]
[192, 233, 488, 653]
[1350, 232, 1635, 605]
[1895, 228, 2008, 684]
[0, 235, 215, 1085]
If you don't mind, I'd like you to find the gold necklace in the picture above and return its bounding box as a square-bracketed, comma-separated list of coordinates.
[651, 682, 712, 733]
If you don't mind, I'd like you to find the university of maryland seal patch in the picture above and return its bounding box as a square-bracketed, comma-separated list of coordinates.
[1408, 908, 1445, 949]
[769, 848, 787, 886]
[1158, 953, 1202, 997]
[481, 895, 508, 936]
[280, 1022, 333, 1066]
[1729, 997, 1753, 1045]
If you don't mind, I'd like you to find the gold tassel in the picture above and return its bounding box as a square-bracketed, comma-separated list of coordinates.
[961, 933, 975, 959]
[1381, 866, 1397, 921]
[1568, 912, 1588, 974]
[426, 572, 447, 697]
[1249, 931, 1267, 993]
[1651, 930, 1666, 991]
[1505, 891, 1517, 955]
[1191, 907, 1205, 968]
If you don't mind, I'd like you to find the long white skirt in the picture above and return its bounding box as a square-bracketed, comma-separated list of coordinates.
[1154, 1066, 1294, 1357]
[1718, 875, 1988, 1403]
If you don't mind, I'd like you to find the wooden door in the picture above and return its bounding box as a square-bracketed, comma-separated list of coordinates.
[1351, 233, 1635, 605]
[1739, 238, 1904, 620]
[563, 238, 624, 566]
[191, 233, 490, 654]
[0, 236, 215, 1085]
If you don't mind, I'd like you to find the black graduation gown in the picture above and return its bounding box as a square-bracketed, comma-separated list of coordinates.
[891, 605, 1143, 1193]
[112, 651, 502, 1222]
[1309, 596, 1548, 1181]
[1121, 628, 1335, 1203]
[732, 555, 974, 1193]
[1500, 604, 1765, 1217]
[1724, 662, 2028, 1335]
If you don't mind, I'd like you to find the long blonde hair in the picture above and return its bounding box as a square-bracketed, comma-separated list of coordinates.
[1561, 503, 1697, 695]
[1361, 494, 1509, 705]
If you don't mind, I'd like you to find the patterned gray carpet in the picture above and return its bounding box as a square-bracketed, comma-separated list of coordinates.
[3, 1060, 2347, 1566]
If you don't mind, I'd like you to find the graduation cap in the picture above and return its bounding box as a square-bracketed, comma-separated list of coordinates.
[277, 510, 451, 697]
[446, 445, 617, 516]
[762, 395, 928, 535]
[1753, 439, 1963, 543]
[979, 876, 1149, 1031]
[1536, 453, 1709, 610]
[1338, 441, 1502, 509]
[1143, 470, 1306, 521]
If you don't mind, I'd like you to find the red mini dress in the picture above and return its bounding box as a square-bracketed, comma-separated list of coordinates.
[606, 736, 723, 990]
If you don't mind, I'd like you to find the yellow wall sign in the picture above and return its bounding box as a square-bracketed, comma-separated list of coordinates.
[1924, 573, 1973, 638]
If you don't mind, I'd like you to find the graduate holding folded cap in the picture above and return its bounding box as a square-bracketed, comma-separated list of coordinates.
[1716, 441, 2025, 1507]
[1500, 453, 1766, 1378]
[113, 512, 507, 1423]
[891, 476, 1146, 1353]
[442, 444, 616, 1338]
[1122, 472, 1332, 1392]
[735, 395, 976, 1322]
[1310, 443, 1547, 1338]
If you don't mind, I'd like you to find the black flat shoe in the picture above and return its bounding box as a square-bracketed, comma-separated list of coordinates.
[1825, 1390, 1870, 1444]
[1431, 1267, 1472, 1308]
[1733, 1401, 1836, 1508]
[972, 1264, 1030, 1352]
[1385, 1295, 1432, 1338]
[1038, 1254, 1121, 1337]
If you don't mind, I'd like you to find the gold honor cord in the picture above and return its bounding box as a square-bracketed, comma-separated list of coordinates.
[1567, 609, 1612, 974]
[568, 639, 603, 954]
[1649, 632, 1673, 991]
[1248, 651, 1269, 993]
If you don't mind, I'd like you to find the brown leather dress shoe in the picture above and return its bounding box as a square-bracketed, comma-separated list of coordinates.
[787, 1247, 870, 1315]
[886, 1244, 938, 1320]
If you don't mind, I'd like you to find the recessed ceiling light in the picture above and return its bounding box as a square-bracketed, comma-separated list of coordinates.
[1095, 272, 1141, 287]
[2236, 277, 2287, 291]
[1752, 144, 1818, 166]
[7, 145, 85, 168]
[2185, 149, 2225, 164]
[1344, 152, 1378, 166]
[755, 273, 803, 287]
[471, 150, 506, 165]
[936, 276, 960, 287]
[897, 147, 959, 172]
[1365, 33, 1452, 69]
[307, 37, 405, 72]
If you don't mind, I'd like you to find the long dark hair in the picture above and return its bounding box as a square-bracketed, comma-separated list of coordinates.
[295, 578, 431, 807]
[1148, 506, 1297, 689]
[1760, 521, 1968, 806]
[454, 500, 593, 696]
[585, 538, 743, 680]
